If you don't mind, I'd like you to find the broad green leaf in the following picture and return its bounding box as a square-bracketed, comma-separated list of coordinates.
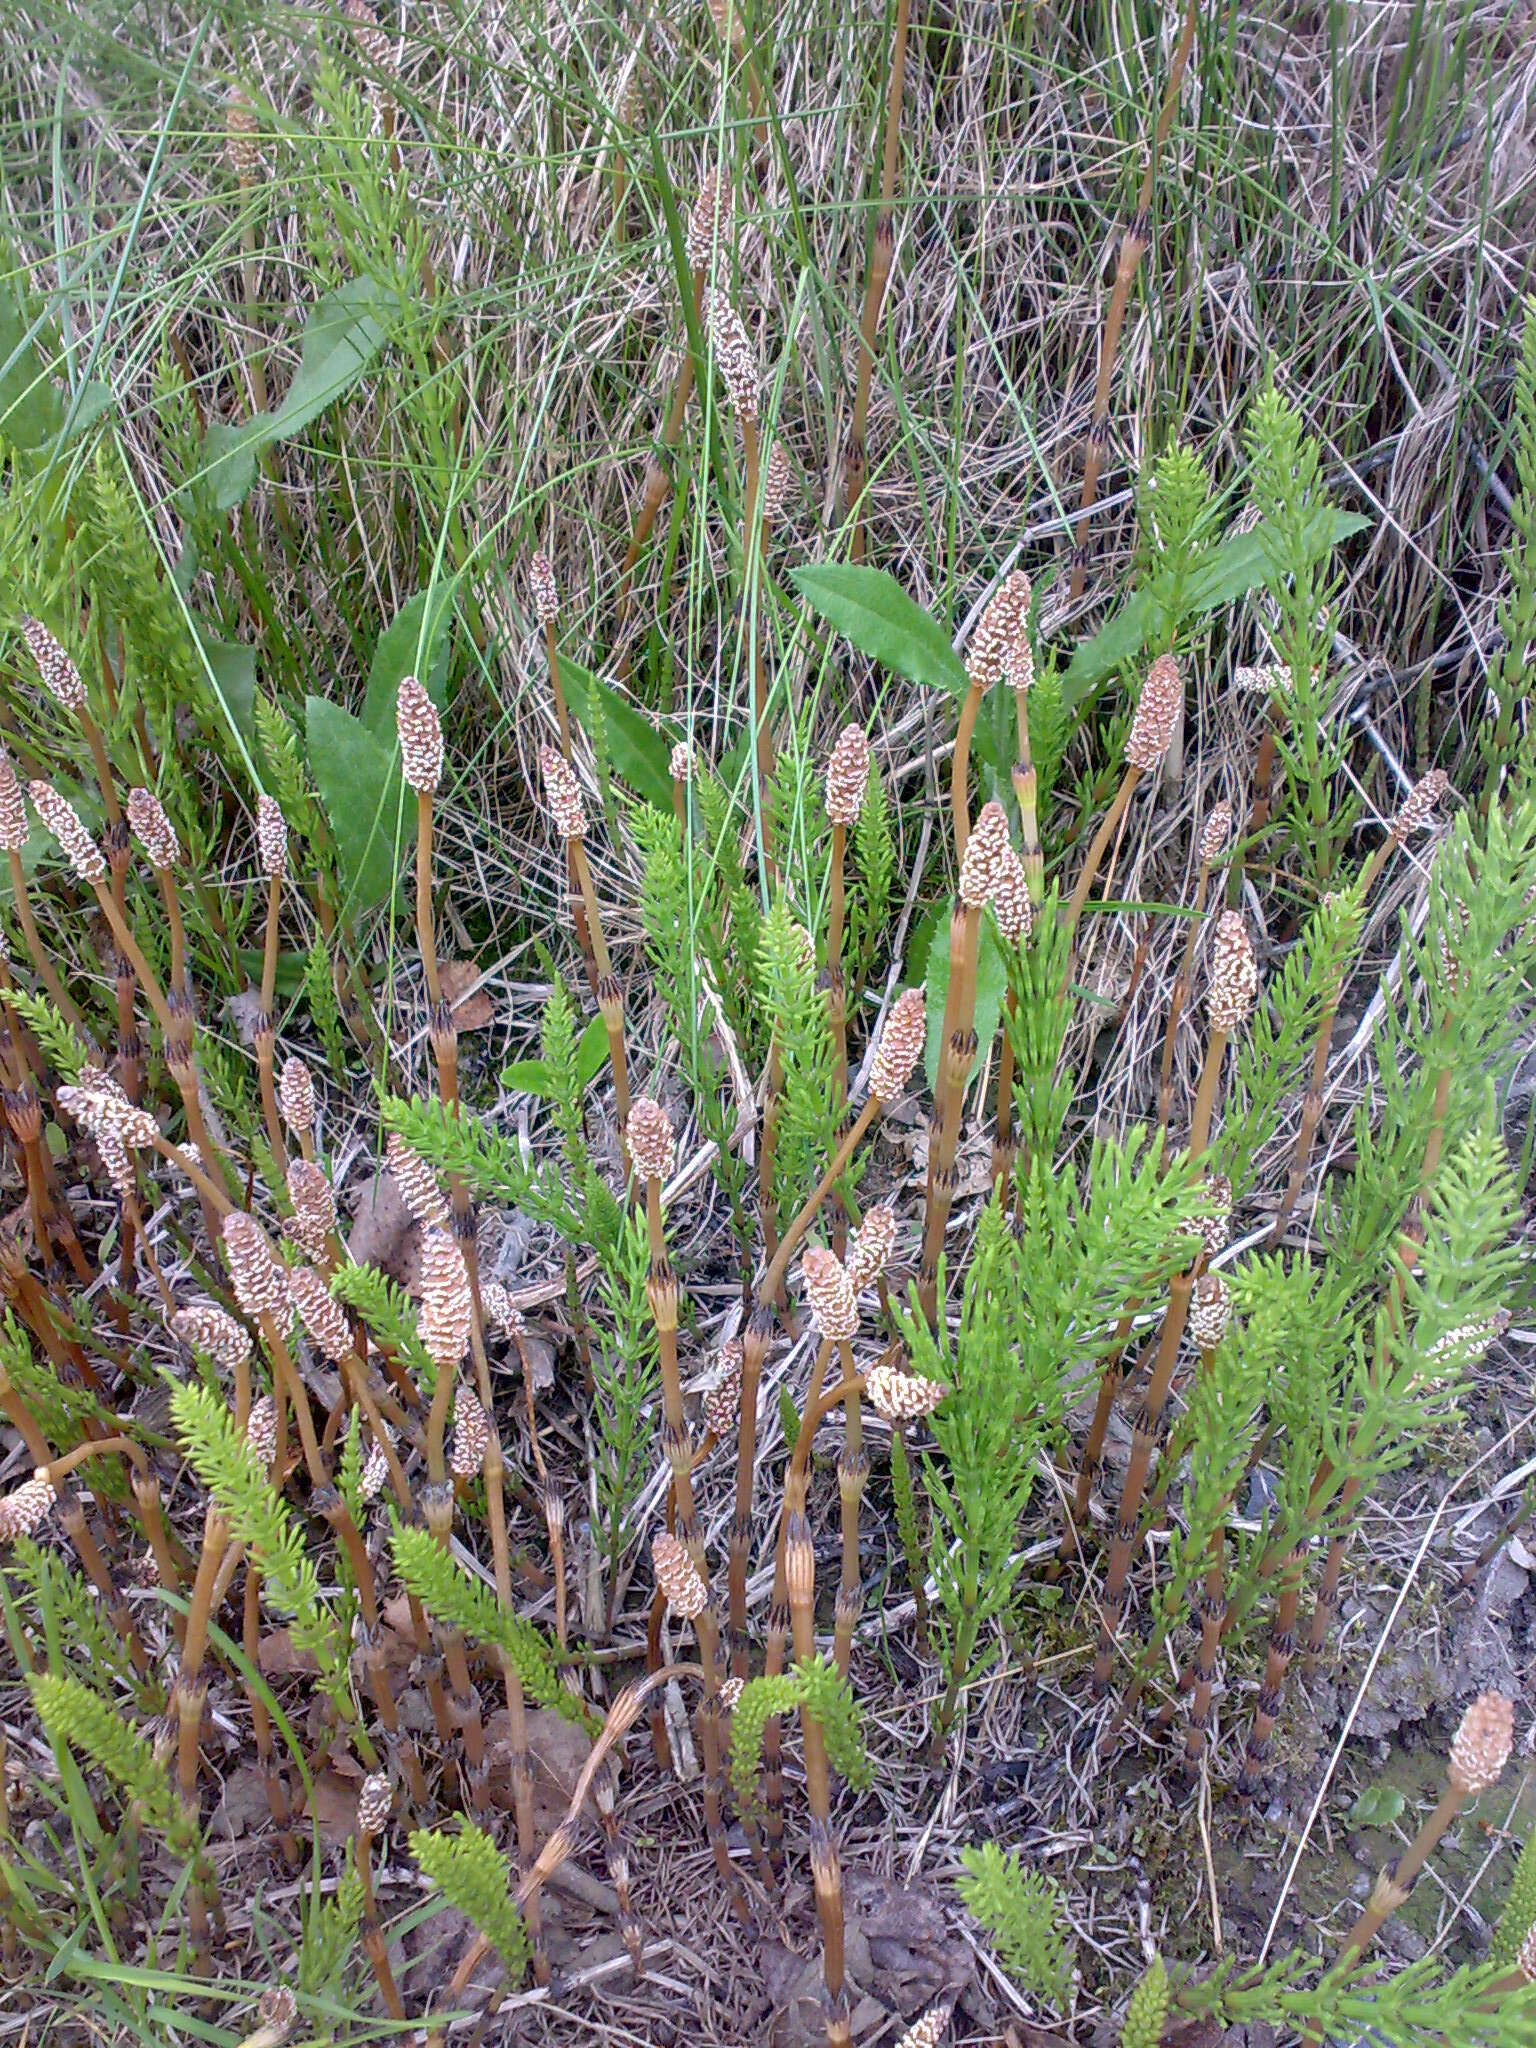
[576, 1014, 610, 1088]
[0, 277, 112, 453]
[499, 1056, 552, 1097]
[198, 277, 396, 512]
[792, 564, 967, 697]
[1061, 508, 1370, 706]
[501, 1017, 609, 1101]
[194, 633, 259, 751]
[362, 583, 456, 739]
[558, 659, 674, 809]
[304, 695, 414, 914]
[922, 905, 1008, 1093]
[1348, 1784, 1405, 1829]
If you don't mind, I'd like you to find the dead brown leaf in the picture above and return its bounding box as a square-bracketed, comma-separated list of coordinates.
[346, 1168, 419, 1281]
[439, 958, 495, 1031]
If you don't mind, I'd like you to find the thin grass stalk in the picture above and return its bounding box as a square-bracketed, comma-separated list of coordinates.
[1066, 0, 1200, 602]
[1062, 765, 1141, 951]
[843, 0, 909, 558]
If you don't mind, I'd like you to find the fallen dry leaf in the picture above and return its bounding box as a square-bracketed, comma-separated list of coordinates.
[439, 958, 496, 1032]
[346, 1167, 419, 1281]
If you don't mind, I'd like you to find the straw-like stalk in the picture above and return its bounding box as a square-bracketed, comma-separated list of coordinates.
[784, 1463, 852, 2048]
[637, 1125, 748, 1920]
[918, 903, 982, 1324]
[1317, 1695, 1512, 2032]
[1062, 762, 1142, 949]
[356, 1799, 406, 2020]
[831, 1336, 866, 1679]
[1066, 0, 1200, 601]
[1090, 1270, 1194, 1694]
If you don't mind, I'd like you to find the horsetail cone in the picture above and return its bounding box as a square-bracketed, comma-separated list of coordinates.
[801, 1246, 859, 1344]
[279, 1058, 316, 1137]
[170, 1301, 252, 1373]
[126, 788, 182, 871]
[356, 1771, 393, 1837]
[290, 1263, 352, 1365]
[703, 1339, 743, 1440]
[1391, 768, 1450, 841]
[958, 800, 1012, 910]
[417, 1230, 472, 1374]
[993, 845, 1032, 945]
[626, 1097, 676, 1183]
[965, 571, 1032, 691]
[450, 1388, 491, 1480]
[255, 795, 288, 880]
[479, 1280, 525, 1340]
[246, 1395, 280, 1469]
[669, 740, 694, 784]
[1519, 1921, 1536, 1985]
[360, 1436, 391, 1502]
[29, 784, 105, 883]
[1448, 1692, 1514, 1797]
[540, 745, 588, 840]
[20, 616, 87, 715]
[1207, 911, 1259, 1033]
[0, 750, 25, 850]
[706, 289, 758, 425]
[1125, 652, 1183, 773]
[396, 675, 443, 796]
[57, 1076, 158, 1149]
[825, 726, 871, 828]
[652, 1530, 709, 1620]
[763, 441, 792, 524]
[223, 1212, 291, 1320]
[286, 1161, 336, 1255]
[846, 1204, 897, 1291]
[1198, 800, 1234, 867]
[257, 1986, 298, 2044]
[530, 550, 559, 627]
[343, 0, 395, 74]
[224, 86, 262, 178]
[686, 167, 731, 271]
[869, 988, 927, 1103]
[895, 2004, 954, 2048]
[1197, 1171, 1233, 1259]
[0, 1474, 56, 1544]
[384, 1131, 449, 1229]
[1188, 1272, 1231, 1351]
[866, 1363, 949, 1423]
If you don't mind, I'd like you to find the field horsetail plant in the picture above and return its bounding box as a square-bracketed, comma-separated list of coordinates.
[2, 22, 1536, 2048]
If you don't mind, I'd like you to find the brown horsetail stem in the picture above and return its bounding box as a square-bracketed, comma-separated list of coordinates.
[1092, 933, 1253, 1695]
[784, 1461, 852, 2048]
[953, 572, 1031, 862]
[632, 1096, 748, 1921]
[1270, 773, 1447, 1244]
[1307, 1692, 1513, 2048]
[1067, 0, 1200, 601]
[843, 0, 910, 560]
[1156, 798, 1232, 1137]
[823, 724, 870, 1247]
[919, 801, 1010, 1322]
[540, 745, 632, 1145]
[1063, 652, 1183, 953]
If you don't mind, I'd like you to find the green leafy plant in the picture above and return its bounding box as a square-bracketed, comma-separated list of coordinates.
[957, 1842, 1074, 2009]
